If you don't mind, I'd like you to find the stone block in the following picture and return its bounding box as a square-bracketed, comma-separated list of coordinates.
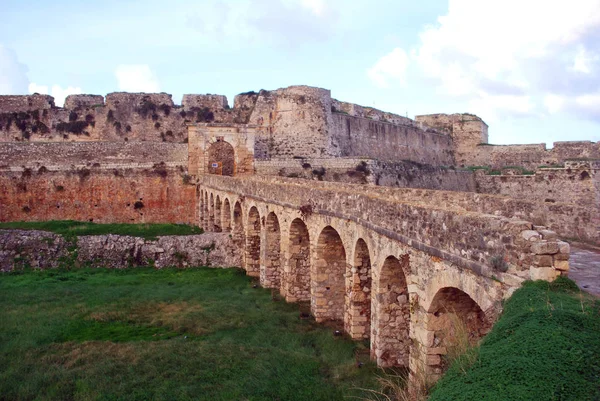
[557, 241, 570, 255]
[539, 230, 558, 241]
[554, 261, 569, 271]
[530, 266, 559, 281]
[533, 255, 553, 267]
[521, 230, 541, 242]
[426, 355, 441, 366]
[531, 241, 559, 255]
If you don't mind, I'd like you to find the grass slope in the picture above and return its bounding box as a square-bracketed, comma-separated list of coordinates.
[429, 277, 600, 401]
[0, 220, 203, 240]
[0, 267, 378, 401]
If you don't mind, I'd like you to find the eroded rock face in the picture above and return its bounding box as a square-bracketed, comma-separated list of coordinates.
[0, 230, 241, 271]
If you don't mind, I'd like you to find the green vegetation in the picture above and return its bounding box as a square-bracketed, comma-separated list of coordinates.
[429, 277, 600, 401]
[0, 220, 203, 240]
[0, 267, 378, 400]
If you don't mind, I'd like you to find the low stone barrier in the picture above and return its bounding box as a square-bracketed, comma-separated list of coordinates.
[0, 230, 241, 271]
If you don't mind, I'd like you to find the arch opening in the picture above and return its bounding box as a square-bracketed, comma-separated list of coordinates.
[245, 207, 261, 277]
[312, 226, 347, 322]
[233, 201, 245, 268]
[222, 198, 232, 232]
[214, 195, 222, 232]
[207, 140, 235, 176]
[209, 193, 215, 232]
[203, 192, 210, 231]
[344, 238, 372, 340]
[426, 287, 491, 373]
[283, 218, 311, 302]
[372, 255, 410, 368]
[261, 212, 281, 289]
[199, 190, 205, 228]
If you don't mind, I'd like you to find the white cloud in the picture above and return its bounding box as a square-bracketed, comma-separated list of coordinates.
[0, 45, 29, 94]
[186, 0, 339, 47]
[367, 48, 409, 88]
[379, 0, 600, 122]
[300, 0, 326, 16]
[28, 83, 82, 107]
[544, 94, 565, 114]
[115, 64, 160, 92]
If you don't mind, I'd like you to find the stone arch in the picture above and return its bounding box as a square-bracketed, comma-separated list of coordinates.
[222, 198, 232, 232]
[312, 226, 347, 322]
[345, 238, 372, 340]
[214, 195, 222, 232]
[203, 191, 210, 231]
[245, 206, 261, 277]
[209, 193, 215, 231]
[283, 218, 311, 302]
[199, 190, 205, 228]
[261, 212, 281, 289]
[426, 287, 491, 373]
[207, 140, 235, 176]
[233, 201, 245, 267]
[372, 255, 410, 367]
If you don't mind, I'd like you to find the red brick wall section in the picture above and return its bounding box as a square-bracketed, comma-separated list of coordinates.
[0, 169, 196, 224]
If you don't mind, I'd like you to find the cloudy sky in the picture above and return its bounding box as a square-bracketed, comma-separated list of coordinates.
[1, 0, 599, 145]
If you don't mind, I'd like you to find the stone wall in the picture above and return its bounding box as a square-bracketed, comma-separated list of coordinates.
[0, 142, 188, 170]
[255, 157, 476, 191]
[474, 161, 599, 206]
[0, 230, 240, 271]
[450, 141, 600, 170]
[330, 113, 455, 165]
[249, 86, 334, 159]
[200, 174, 566, 271]
[415, 113, 488, 167]
[0, 168, 196, 225]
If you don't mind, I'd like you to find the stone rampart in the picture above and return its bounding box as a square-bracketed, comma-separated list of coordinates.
[255, 157, 476, 191]
[331, 113, 454, 165]
[0, 142, 188, 169]
[454, 141, 600, 170]
[0, 168, 196, 225]
[0, 230, 240, 271]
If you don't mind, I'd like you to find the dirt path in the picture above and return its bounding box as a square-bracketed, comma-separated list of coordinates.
[569, 246, 600, 297]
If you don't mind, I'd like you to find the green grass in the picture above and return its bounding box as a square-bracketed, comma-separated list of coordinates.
[428, 277, 600, 401]
[0, 267, 379, 401]
[0, 220, 203, 240]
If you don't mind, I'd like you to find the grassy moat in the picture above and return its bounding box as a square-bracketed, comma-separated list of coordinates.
[0, 220, 204, 240]
[0, 267, 380, 401]
[0, 220, 599, 400]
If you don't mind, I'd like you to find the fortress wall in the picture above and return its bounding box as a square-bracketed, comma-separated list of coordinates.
[0, 95, 55, 112]
[415, 114, 488, 167]
[463, 141, 600, 170]
[0, 168, 196, 225]
[474, 163, 598, 206]
[552, 141, 600, 161]
[0, 142, 188, 169]
[255, 158, 476, 191]
[330, 113, 455, 165]
[250, 86, 334, 159]
[465, 144, 550, 169]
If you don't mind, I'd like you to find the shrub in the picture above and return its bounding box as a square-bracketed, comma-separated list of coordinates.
[69, 111, 78, 122]
[134, 201, 144, 209]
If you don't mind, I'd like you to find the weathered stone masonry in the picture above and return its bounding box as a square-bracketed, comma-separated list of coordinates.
[198, 174, 569, 379]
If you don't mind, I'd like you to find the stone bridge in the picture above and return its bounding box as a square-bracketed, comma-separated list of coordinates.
[198, 175, 569, 380]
